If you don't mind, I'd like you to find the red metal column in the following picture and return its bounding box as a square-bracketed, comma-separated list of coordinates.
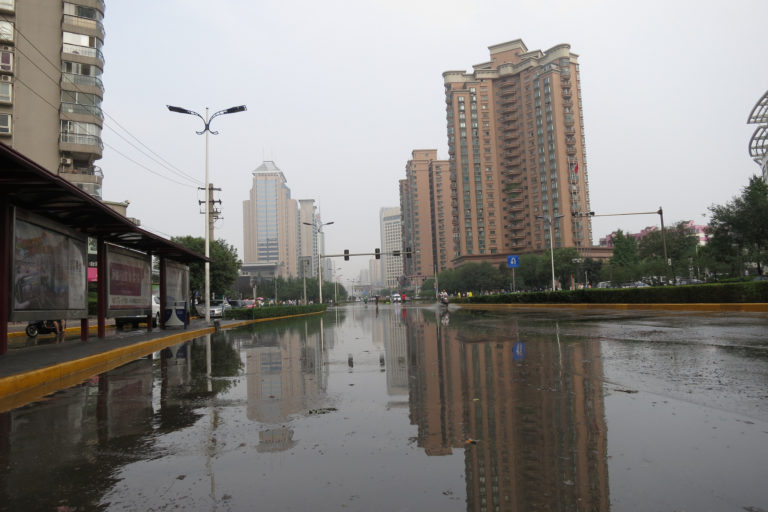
[97, 237, 106, 338]
[0, 201, 10, 355]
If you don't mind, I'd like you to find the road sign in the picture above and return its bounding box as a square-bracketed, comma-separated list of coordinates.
[506, 255, 520, 268]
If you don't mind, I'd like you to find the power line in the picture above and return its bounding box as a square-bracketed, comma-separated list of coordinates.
[5, 15, 201, 185]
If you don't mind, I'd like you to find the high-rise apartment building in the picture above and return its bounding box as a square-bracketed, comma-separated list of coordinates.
[442, 39, 592, 265]
[400, 149, 452, 285]
[0, 1, 106, 197]
[379, 206, 403, 289]
[242, 161, 298, 277]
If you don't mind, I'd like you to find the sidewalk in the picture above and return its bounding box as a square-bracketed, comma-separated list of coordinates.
[0, 317, 251, 413]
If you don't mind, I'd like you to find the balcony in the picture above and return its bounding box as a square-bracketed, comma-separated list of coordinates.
[60, 102, 103, 121]
[566, 145, 577, 155]
[62, 43, 104, 66]
[62, 14, 106, 38]
[61, 72, 104, 93]
[59, 132, 103, 158]
[562, 89, 572, 99]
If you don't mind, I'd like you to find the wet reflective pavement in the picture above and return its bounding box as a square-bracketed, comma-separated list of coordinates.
[1, 305, 767, 511]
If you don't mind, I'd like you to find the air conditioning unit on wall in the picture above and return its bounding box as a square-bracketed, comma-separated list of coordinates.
[60, 157, 73, 166]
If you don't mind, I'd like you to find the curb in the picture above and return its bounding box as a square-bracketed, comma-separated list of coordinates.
[0, 310, 325, 413]
[455, 303, 768, 313]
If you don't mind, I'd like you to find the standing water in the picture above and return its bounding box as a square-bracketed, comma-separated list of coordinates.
[1, 305, 767, 511]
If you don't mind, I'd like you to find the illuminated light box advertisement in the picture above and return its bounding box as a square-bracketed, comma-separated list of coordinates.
[11, 209, 87, 320]
[164, 260, 190, 304]
[106, 244, 151, 317]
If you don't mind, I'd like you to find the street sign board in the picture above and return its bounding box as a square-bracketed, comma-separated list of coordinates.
[506, 255, 520, 268]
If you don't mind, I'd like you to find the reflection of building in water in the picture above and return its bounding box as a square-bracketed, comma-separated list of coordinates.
[374, 307, 409, 396]
[407, 308, 465, 456]
[407, 311, 609, 510]
[245, 322, 327, 435]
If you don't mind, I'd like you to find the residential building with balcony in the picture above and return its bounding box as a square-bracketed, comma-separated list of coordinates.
[399, 149, 451, 287]
[442, 39, 593, 267]
[0, 0, 106, 198]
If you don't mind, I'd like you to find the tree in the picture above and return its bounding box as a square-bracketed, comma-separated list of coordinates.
[708, 176, 768, 276]
[172, 236, 241, 298]
[638, 221, 698, 279]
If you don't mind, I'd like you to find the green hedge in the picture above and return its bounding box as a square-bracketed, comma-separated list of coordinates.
[454, 282, 768, 305]
[223, 304, 327, 320]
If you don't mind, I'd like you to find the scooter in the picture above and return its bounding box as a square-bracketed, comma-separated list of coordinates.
[25, 320, 61, 337]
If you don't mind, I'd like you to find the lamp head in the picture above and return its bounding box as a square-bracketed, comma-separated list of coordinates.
[224, 105, 247, 114]
[167, 105, 195, 115]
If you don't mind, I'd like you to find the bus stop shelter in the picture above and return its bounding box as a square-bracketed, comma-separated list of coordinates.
[0, 143, 206, 355]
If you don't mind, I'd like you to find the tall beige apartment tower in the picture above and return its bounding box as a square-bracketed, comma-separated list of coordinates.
[0, 1, 106, 197]
[443, 39, 592, 265]
[400, 149, 452, 287]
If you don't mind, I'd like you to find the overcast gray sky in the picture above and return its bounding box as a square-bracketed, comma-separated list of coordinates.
[99, 0, 768, 283]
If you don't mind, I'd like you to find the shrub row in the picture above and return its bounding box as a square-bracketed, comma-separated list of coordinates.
[454, 281, 768, 305]
[223, 304, 327, 320]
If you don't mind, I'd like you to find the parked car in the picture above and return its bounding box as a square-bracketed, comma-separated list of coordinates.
[210, 299, 231, 318]
[228, 299, 247, 308]
[115, 295, 160, 329]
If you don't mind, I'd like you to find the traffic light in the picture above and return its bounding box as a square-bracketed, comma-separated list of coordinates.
[344, 249, 350, 261]
[374, 248, 380, 260]
[406, 247, 412, 258]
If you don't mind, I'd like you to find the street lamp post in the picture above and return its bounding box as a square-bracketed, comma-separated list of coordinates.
[167, 104, 246, 324]
[536, 214, 564, 291]
[302, 220, 334, 304]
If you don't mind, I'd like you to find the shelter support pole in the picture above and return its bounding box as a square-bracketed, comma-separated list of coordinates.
[0, 200, 10, 355]
[97, 237, 107, 338]
[159, 255, 167, 329]
[80, 318, 88, 341]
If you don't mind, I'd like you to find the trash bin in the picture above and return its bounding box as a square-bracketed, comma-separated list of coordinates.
[164, 301, 188, 328]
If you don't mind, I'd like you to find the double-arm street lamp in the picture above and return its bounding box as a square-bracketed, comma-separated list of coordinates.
[536, 214, 565, 291]
[167, 104, 246, 324]
[302, 220, 334, 304]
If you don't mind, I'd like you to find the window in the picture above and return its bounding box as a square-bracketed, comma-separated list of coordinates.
[0, 113, 10, 134]
[0, 82, 11, 103]
[0, 0, 13, 12]
[0, 49, 11, 72]
[0, 21, 12, 42]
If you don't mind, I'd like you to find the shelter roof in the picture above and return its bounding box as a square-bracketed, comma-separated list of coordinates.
[0, 143, 206, 264]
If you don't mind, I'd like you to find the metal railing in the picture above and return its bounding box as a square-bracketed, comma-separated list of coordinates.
[59, 132, 103, 149]
[62, 43, 104, 63]
[61, 72, 104, 89]
[63, 15, 105, 35]
[60, 102, 103, 119]
[69, 165, 103, 177]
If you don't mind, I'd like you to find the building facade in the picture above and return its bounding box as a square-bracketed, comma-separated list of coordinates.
[379, 206, 403, 289]
[442, 39, 593, 266]
[0, 0, 106, 197]
[747, 89, 768, 184]
[242, 161, 298, 278]
[400, 149, 452, 286]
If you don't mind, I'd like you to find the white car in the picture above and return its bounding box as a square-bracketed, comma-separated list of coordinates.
[115, 295, 161, 328]
[391, 293, 401, 303]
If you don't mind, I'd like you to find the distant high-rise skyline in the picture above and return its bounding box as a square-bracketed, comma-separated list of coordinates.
[379, 206, 403, 289]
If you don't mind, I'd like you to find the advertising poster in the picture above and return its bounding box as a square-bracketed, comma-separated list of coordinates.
[164, 260, 189, 304]
[11, 211, 88, 320]
[106, 244, 151, 314]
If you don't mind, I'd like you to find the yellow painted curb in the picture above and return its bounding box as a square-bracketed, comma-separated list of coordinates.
[456, 303, 768, 313]
[0, 310, 325, 413]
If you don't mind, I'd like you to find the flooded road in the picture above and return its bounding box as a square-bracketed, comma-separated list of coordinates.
[1, 305, 767, 511]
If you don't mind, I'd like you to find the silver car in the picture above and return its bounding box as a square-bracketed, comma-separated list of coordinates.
[209, 299, 231, 318]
